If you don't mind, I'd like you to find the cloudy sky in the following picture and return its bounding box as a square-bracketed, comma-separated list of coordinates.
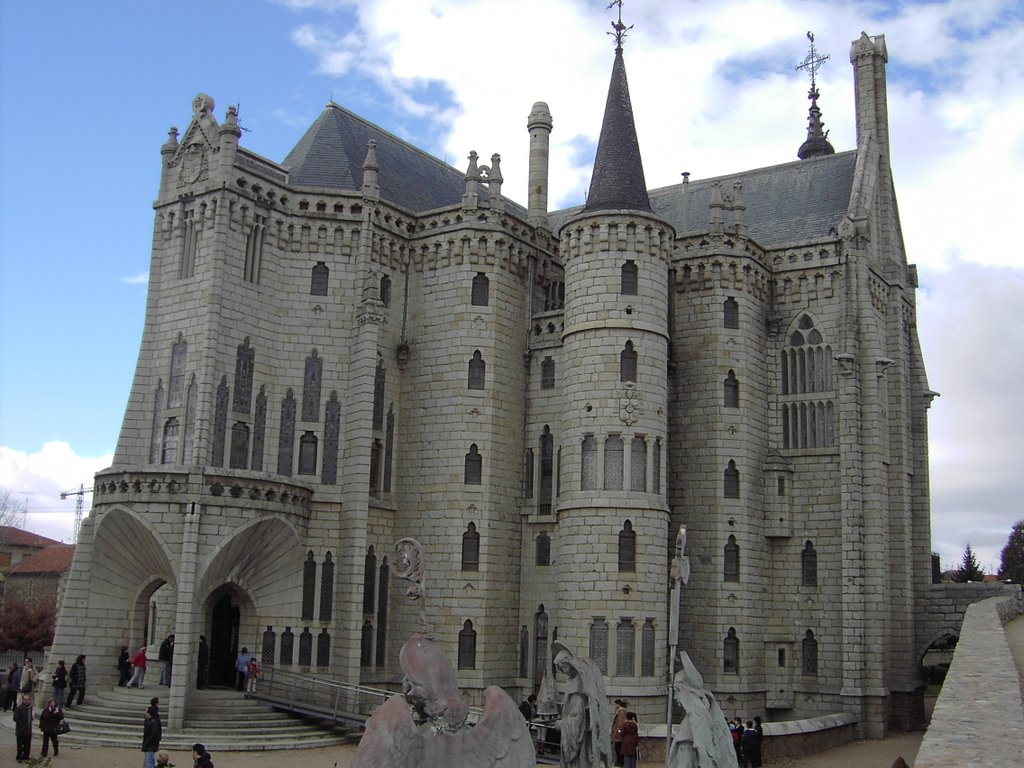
[1, 0, 1021, 572]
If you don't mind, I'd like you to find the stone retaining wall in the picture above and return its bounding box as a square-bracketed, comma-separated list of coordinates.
[914, 594, 1024, 767]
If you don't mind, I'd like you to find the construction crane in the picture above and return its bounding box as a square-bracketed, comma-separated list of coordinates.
[60, 485, 93, 543]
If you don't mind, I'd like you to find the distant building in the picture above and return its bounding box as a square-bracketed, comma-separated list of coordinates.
[50, 27, 934, 737]
[0, 526, 61, 587]
[4, 543, 76, 605]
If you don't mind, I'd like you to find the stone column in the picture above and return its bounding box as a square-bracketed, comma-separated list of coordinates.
[167, 500, 200, 730]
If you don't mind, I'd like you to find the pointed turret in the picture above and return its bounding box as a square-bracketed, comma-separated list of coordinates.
[583, 39, 651, 213]
[796, 32, 836, 160]
[797, 85, 835, 160]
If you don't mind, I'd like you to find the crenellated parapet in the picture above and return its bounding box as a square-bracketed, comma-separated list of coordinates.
[559, 212, 673, 265]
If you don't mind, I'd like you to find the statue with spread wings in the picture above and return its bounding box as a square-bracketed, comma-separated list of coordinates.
[353, 538, 535, 768]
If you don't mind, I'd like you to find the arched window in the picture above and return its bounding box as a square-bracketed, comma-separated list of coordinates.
[539, 426, 554, 514]
[620, 341, 637, 382]
[161, 418, 179, 464]
[316, 629, 331, 668]
[380, 274, 391, 307]
[369, 439, 382, 496]
[641, 619, 655, 677]
[261, 626, 276, 667]
[781, 314, 835, 449]
[724, 535, 740, 581]
[616, 618, 635, 676]
[458, 620, 477, 669]
[589, 618, 609, 675]
[319, 552, 334, 621]
[277, 389, 296, 476]
[581, 435, 597, 490]
[211, 377, 229, 468]
[724, 460, 740, 498]
[724, 628, 739, 674]
[519, 626, 530, 678]
[536, 533, 551, 566]
[363, 547, 377, 615]
[724, 370, 739, 407]
[465, 444, 482, 484]
[311, 262, 329, 296]
[621, 260, 638, 295]
[299, 628, 313, 666]
[618, 520, 636, 572]
[298, 431, 318, 475]
[229, 421, 249, 469]
[802, 541, 818, 587]
[462, 522, 480, 571]
[630, 436, 646, 491]
[168, 335, 187, 408]
[372, 360, 386, 430]
[468, 351, 486, 390]
[302, 350, 323, 422]
[541, 356, 555, 389]
[802, 630, 818, 676]
[302, 551, 316, 620]
[376, 558, 389, 667]
[360, 621, 374, 667]
[604, 435, 623, 491]
[723, 297, 739, 329]
[471, 273, 489, 306]
[280, 626, 294, 666]
[652, 438, 662, 494]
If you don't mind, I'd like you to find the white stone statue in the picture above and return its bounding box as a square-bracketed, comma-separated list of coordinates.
[553, 643, 613, 768]
[667, 652, 738, 768]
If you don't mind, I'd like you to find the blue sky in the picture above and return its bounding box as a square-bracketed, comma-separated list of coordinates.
[2, 0, 1023, 573]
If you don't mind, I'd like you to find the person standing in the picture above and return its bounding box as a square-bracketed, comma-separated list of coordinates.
[158, 635, 175, 686]
[142, 699, 163, 768]
[234, 647, 250, 692]
[127, 645, 148, 688]
[38, 696, 64, 758]
[13, 693, 33, 762]
[67, 654, 87, 707]
[19, 658, 38, 708]
[196, 635, 209, 689]
[519, 693, 537, 721]
[3, 662, 21, 712]
[741, 719, 762, 768]
[50, 659, 68, 707]
[118, 646, 132, 686]
[619, 711, 640, 768]
[245, 655, 259, 697]
[610, 699, 628, 766]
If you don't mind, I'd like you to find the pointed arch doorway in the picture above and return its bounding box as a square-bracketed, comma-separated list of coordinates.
[208, 591, 240, 687]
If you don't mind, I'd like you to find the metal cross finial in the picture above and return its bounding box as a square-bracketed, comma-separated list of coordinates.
[607, 0, 633, 50]
[796, 31, 830, 93]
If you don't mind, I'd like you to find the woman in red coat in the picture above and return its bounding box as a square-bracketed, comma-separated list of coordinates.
[126, 645, 148, 689]
[620, 711, 640, 768]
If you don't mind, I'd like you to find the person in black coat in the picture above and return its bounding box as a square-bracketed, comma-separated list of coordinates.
[192, 742, 215, 768]
[67, 655, 87, 707]
[197, 635, 209, 689]
[741, 719, 762, 768]
[13, 694, 33, 761]
[38, 696, 65, 758]
[142, 702, 163, 768]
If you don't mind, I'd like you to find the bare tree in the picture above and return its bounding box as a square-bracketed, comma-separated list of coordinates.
[0, 487, 28, 546]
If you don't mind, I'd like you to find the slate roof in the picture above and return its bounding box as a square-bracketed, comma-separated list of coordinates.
[7, 544, 75, 575]
[584, 46, 651, 214]
[282, 103, 468, 214]
[0, 527, 61, 549]
[552, 150, 857, 249]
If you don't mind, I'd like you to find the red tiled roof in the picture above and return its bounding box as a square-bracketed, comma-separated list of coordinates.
[0, 526, 61, 548]
[7, 544, 76, 575]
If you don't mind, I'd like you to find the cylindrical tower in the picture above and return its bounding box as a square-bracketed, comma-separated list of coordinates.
[526, 102, 552, 228]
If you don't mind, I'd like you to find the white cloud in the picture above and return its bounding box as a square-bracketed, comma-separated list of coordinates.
[120, 271, 149, 285]
[0, 442, 113, 544]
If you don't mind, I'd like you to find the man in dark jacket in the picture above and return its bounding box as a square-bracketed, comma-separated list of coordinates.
[143, 700, 162, 768]
[158, 635, 174, 686]
[192, 742, 215, 768]
[13, 693, 33, 761]
[741, 719, 762, 768]
[67, 655, 87, 707]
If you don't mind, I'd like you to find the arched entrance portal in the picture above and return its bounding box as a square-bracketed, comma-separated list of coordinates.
[209, 591, 241, 687]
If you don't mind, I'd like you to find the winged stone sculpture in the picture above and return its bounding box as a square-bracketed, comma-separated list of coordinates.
[353, 538, 535, 768]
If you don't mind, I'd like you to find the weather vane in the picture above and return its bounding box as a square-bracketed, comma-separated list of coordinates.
[796, 31, 829, 96]
[607, 0, 632, 50]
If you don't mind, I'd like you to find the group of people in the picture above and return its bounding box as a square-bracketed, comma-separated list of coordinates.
[234, 646, 260, 695]
[9, 654, 88, 761]
[729, 716, 764, 768]
[120, 635, 257, 695]
[137, 691, 215, 768]
[610, 699, 641, 767]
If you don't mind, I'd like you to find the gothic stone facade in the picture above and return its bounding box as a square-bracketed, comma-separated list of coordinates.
[51, 32, 933, 737]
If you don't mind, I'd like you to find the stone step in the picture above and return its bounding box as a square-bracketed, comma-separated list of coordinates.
[53, 686, 357, 751]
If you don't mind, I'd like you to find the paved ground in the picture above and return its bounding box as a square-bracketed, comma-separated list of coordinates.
[0, 720, 922, 767]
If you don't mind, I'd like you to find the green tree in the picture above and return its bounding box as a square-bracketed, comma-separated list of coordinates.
[998, 520, 1024, 583]
[952, 543, 985, 583]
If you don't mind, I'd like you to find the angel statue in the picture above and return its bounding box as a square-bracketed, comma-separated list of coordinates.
[553, 643, 613, 768]
[353, 538, 535, 768]
[667, 652, 738, 768]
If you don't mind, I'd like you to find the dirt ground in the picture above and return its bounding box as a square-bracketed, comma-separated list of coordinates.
[1, 723, 922, 767]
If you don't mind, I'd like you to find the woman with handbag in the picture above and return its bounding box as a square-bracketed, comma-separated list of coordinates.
[39, 696, 66, 758]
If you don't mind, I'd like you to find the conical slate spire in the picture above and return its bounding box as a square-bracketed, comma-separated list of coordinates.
[583, 45, 651, 214]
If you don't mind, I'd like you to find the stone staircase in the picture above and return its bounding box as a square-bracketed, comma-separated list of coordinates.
[58, 686, 359, 751]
